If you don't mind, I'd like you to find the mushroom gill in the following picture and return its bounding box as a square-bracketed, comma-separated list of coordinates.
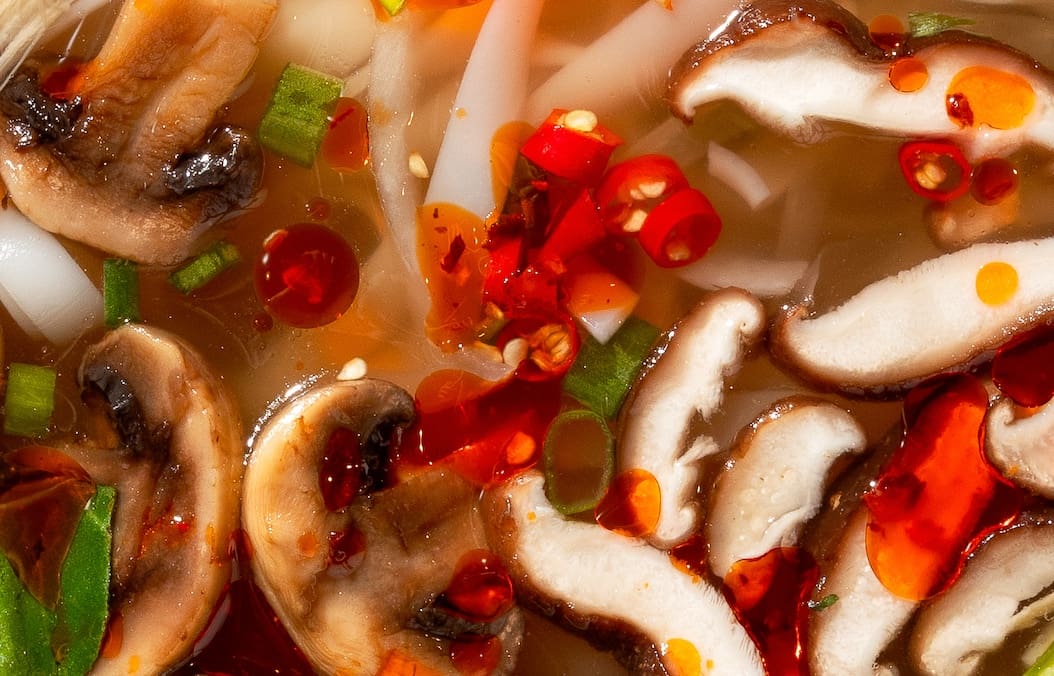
[771, 237, 1054, 394]
[986, 395, 1054, 498]
[62, 324, 243, 676]
[617, 287, 765, 547]
[706, 397, 866, 578]
[910, 522, 1054, 675]
[667, 0, 1054, 160]
[0, 0, 276, 264]
[243, 379, 523, 675]
[485, 471, 764, 676]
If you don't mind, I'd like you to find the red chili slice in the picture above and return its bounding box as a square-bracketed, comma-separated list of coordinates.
[596, 154, 690, 236]
[897, 140, 971, 202]
[519, 109, 622, 187]
[636, 187, 721, 268]
[538, 188, 607, 263]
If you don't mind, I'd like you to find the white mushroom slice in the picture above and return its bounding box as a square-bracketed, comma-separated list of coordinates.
[0, 0, 276, 264]
[772, 236, 1054, 394]
[485, 471, 764, 676]
[244, 380, 522, 676]
[986, 397, 1054, 497]
[668, 0, 1054, 160]
[809, 510, 917, 675]
[618, 287, 765, 547]
[706, 397, 866, 578]
[910, 523, 1054, 676]
[67, 324, 243, 676]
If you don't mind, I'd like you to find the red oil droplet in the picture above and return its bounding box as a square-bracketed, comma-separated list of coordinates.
[398, 370, 562, 486]
[318, 427, 364, 512]
[255, 223, 359, 328]
[305, 197, 332, 221]
[971, 157, 1019, 205]
[451, 635, 502, 676]
[322, 97, 371, 172]
[443, 549, 515, 623]
[723, 548, 818, 676]
[669, 533, 709, 579]
[863, 374, 1022, 600]
[992, 323, 1054, 407]
[593, 468, 661, 537]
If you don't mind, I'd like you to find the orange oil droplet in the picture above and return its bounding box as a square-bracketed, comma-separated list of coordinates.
[976, 261, 1019, 306]
[663, 638, 703, 676]
[868, 14, 905, 53]
[947, 66, 1035, 130]
[321, 98, 370, 172]
[594, 468, 661, 537]
[889, 57, 929, 92]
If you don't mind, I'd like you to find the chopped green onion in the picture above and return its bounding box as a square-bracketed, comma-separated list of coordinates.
[377, 0, 407, 16]
[543, 409, 615, 515]
[807, 594, 839, 611]
[103, 258, 140, 327]
[562, 316, 660, 419]
[4, 363, 57, 438]
[258, 62, 344, 167]
[1027, 637, 1054, 676]
[169, 241, 241, 294]
[908, 12, 975, 38]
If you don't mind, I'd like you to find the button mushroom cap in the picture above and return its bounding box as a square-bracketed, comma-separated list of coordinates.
[910, 522, 1054, 676]
[617, 287, 765, 547]
[243, 379, 523, 675]
[772, 237, 1054, 395]
[62, 324, 243, 676]
[667, 0, 1054, 160]
[484, 471, 764, 676]
[706, 396, 866, 578]
[986, 396, 1054, 498]
[0, 0, 276, 264]
[809, 509, 917, 676]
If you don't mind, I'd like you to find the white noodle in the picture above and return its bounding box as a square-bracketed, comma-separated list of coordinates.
[707, 141, 773, 210]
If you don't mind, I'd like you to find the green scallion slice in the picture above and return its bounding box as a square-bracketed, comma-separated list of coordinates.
[562, 316, 661, 420]
[169, 241, 241, 294]
[1026, 638, 1054, 676]
[4, 363, 57, 438]
[543, 409, 615, 515]
[258, 62, 344, 167]
[907, 12, 975, 38]
[103, 258, 140, 327]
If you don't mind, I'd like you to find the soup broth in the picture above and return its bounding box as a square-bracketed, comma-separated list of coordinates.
[4, 0, 1054, 674]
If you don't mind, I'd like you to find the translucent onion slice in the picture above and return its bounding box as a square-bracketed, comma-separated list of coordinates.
[0, 0, 72, 86]
[0, 207, 102, 344]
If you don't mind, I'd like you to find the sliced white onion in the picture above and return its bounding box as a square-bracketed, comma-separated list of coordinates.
[707, 141, 772, 210]
[0, 0, 72, 86]
[677, 251, 809, 298]
[0, 206, 102, 344]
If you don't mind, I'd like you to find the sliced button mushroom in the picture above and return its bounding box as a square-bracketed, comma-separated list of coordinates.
[62, 324, 243, 676]
[809, 509, 917, 675]
[772, 237, 1054, 394]
[617, 287, 765, 547]
[706, 397, 866, 578]
[668, 0, 1054, 159]
[986, 396, 1054, 497]
[0, 0, 276, 264]
[910, 522, 1054, 676]
[243, 379, 523, 675]
[485, 471, 764, 676]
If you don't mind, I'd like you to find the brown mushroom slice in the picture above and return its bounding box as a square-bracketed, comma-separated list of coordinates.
[772, 237, 1054, 394]
[910, 523, 1054, 675]
[986, 397, 1054, 497]
[809, 509, 917, 675]
[485, 471, 764, 676]
[618, 287, 765, 547]
[668, 0, 1054, 159]
[243, 380, 522, 675]
[62, 324, 243, 676]
[0, 0, 276, 264]
[706, 397, 866, 578]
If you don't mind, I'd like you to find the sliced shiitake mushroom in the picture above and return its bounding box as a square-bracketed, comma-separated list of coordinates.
[0, 0, 276, 264]
[243, 379, 523, 675]
[484, 471, 764, 676]
[61, 324, 243, 676]
[986, 396, 1054, 498]
[617, 287, 765, 547]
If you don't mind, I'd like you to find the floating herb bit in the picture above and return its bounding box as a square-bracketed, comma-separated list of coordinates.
[808, 594, 839, 611]
[258, 63, 343, 167]
[169, 241, 241, 294]
[543, 409, 615, 515]
[103, 258, 140, 327]
[3, 363, 57, 438]
[376, 0, 407, 17]
[908, 12, 975, 38]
